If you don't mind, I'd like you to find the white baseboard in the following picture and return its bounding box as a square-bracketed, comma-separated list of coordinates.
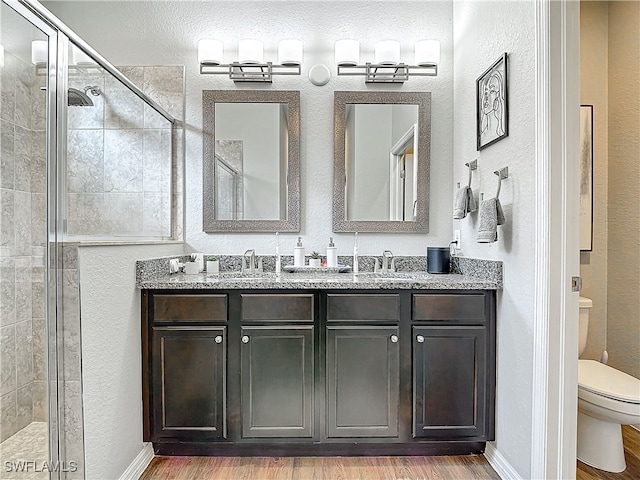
[119, 443, 155, 480]
[485, 442, 523, 480]
[632, 424, 640, 433]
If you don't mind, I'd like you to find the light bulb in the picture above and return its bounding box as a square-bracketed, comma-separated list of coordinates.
[71, 44, 96, 66]
[238, 39, 263, 64]
[415, 40, 440, 66]
[335, 39, 359, 67]
[374, 40, 401, 65]
[31, 40, 47, 65]
[198, 39, 224, 66]
[278, 39, 303, 66]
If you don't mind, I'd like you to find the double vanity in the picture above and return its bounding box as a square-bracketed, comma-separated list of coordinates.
[138, 258, 500, 456]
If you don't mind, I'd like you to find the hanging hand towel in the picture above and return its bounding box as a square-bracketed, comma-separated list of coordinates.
[453, 186, 477, 219]
[477, 198, 505, 243]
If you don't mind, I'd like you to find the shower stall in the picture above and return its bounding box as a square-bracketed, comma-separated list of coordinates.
[0, 1, 180, 478]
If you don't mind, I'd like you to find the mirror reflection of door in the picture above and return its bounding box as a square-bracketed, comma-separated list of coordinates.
[344, 104, 419, 221]
[389, 124, 418, 221]
[214, 102, 288, 221]
[214, 153, 239, 220]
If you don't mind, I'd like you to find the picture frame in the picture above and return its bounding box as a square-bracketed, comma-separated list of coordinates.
[580, 105, 594, 252]
[476, 53, 509, 150]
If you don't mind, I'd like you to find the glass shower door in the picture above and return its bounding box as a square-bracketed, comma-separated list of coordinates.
[1, 1, 61, 478]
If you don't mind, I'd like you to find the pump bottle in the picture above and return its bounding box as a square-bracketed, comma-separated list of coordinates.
[294, 237, 305, 267]
[326, 237, 338, 268]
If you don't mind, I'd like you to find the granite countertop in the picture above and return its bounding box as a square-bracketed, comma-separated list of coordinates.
[137, 270, 500, 290]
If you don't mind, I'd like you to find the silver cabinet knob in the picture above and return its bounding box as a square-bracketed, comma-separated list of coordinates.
[390, 335, 398, 343]
[214, 335, 223, 344]
[242, 335, 250, 344]
[416, 335, 425, 343]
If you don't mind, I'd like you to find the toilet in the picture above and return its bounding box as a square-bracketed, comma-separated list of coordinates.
[577, 296, 640, 472]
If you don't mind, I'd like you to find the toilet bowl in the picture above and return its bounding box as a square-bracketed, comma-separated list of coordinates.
[577, 297, 640, 473]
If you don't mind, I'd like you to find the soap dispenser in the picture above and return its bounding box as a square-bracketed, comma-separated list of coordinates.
[327, 237, 337, 268]
[294, 236, 305, 267]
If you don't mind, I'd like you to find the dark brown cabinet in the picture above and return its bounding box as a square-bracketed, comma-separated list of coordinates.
[326, 326, 399, 438]
[240, 326, 314, 438]
[151, 326, 226, 440]
[411, 293, 494, 441]
[142, 289, 495, 455]
[412, 326, 487, 438]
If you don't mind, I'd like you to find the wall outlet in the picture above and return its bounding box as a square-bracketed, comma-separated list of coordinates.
[453, 230, 461, 251]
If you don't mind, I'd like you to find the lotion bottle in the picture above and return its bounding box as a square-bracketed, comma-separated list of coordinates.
[294, 236, 305, 267]
[327, 237, 338, 268]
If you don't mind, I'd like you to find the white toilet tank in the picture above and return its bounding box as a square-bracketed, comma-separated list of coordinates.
[579, 296, 593, 358]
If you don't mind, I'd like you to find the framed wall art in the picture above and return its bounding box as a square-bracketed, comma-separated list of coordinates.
[580, 105, 594, 251]
[477, 53, 508, 150]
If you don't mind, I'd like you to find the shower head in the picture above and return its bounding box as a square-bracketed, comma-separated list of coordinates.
[68, 87, 94, 107]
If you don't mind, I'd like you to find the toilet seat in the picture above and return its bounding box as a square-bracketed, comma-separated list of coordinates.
[578, 359, 640, 404]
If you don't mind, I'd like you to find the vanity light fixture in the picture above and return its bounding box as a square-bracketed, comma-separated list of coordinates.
[32, 41, 103, 76]
[336, 39, 439, 83]
[199, 38, 302, 82]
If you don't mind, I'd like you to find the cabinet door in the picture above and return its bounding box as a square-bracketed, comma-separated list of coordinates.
[151, 327, 226, 441]
[241, 326, 314, 438]
[413, 325, 487, 439]
[326, 326, 400, 438]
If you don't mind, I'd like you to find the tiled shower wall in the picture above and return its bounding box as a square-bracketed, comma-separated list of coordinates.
[66, 65, 184, 238]
[0, 51, 47, 441]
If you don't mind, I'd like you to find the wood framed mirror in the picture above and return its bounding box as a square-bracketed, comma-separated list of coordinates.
[333, 91, 431, 233]
[203, 90, 300, 232]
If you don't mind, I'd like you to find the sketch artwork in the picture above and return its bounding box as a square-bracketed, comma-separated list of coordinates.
[580, 105, 594, 251]
[477, 53, 508, 150]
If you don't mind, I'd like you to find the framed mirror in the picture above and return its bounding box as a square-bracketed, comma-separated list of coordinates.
[333, 91, 431, 233]
[203, 90, 300, 232]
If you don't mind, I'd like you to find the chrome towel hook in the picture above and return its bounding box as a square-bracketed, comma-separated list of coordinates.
[493, 166, 509, 198]
[465, 159, 477, 187]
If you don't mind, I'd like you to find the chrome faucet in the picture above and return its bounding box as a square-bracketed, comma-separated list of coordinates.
[242, 249, 256, 273]
[382, 250, 395, 272]
[375, 250, 396, 273]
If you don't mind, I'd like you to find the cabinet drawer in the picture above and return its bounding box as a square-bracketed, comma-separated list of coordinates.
[241, 294, 314, 322]
[153, 294, 227, 323]
[412, 294, 485, 322]
[327, 294, 400, 322]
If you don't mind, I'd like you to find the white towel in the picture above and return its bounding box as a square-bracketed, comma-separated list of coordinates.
[453, 186, 477, 219]
[477, 198, 505, 243]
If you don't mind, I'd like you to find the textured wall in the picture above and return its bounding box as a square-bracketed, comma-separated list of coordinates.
[77, 243, 184, 480]
[607, 0, 640, 379]
[44, 0, 454, 256]
[579, 1, 609, 361]
[453, 1, 536, 477]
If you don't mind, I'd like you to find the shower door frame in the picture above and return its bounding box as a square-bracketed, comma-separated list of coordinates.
[3, 0, 65, 477]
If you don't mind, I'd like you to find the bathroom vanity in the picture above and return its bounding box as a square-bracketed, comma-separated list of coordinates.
[139, 268, 499, 456]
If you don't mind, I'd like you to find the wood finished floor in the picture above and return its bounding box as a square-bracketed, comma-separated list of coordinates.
[141, 426, 640, 479]
[139, 455, 500, 480]
[577, 426, 640, 480]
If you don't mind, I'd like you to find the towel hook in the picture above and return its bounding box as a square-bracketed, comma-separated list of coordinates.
[465, 159, 477, 187]
[494, 166, 509, 198]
